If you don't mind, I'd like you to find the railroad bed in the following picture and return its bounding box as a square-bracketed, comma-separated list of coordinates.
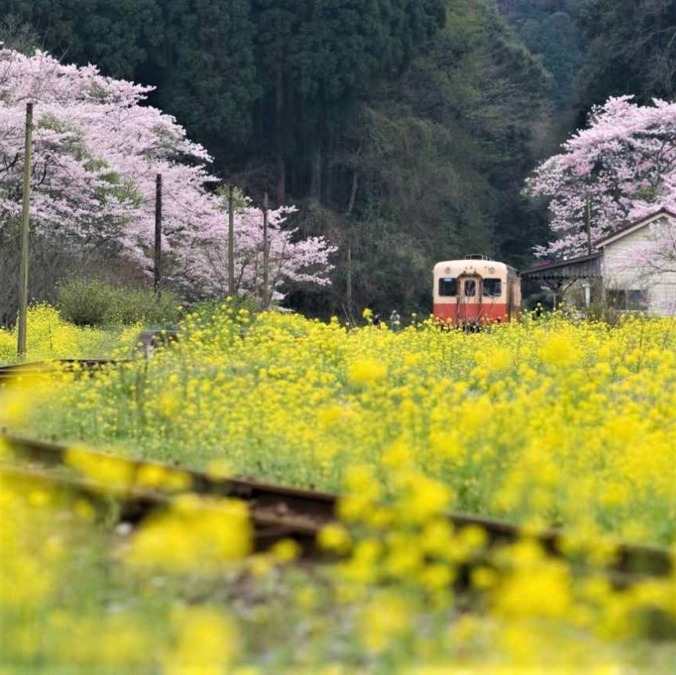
[1, 432, 672, 587]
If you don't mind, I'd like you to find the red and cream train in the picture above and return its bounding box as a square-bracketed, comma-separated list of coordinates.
[432, 255, 521, 327]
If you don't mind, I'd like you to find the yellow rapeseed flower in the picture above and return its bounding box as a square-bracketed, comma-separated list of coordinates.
[125, 496, 251, 570]
[163, 605, 239, 675]
[346, 358, 388, 386]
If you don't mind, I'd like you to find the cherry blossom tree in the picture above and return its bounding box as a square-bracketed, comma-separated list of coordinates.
[526, 96, 676, 260]
[180, 203, 337, 302]
[0, 48, 335, 307]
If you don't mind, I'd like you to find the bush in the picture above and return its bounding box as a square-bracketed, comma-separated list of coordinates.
[57, 279, 113, 326]
[57, 279, 181, 327]
[187, 295, 261, 323]
[107, 287, 181, 327]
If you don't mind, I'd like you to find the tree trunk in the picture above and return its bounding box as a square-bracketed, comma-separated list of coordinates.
[275, 65, 286, 204]
[309, 141, 322, 201]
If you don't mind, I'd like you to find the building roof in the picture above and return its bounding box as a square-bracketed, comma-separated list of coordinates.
[520, 253, 601, 280]
[521, 207, 676, 281]
[595, 207, 676, 248]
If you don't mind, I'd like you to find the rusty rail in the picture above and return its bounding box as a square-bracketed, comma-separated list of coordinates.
[1, 433, 336, 557]
[0, 359, 130, 383]
[1, 432, 672, 581]
[0, 464, 324, 555]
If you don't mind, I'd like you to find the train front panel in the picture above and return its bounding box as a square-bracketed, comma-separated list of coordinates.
[433, 259, 519, 326]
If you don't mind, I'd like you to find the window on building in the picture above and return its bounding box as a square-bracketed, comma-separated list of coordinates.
[606, 289, 649, 310]
[439, 277, 457, 296]
[483, 278, 502, 297]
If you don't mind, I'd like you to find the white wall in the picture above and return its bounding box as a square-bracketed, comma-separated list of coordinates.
[601, 215, 676, 315]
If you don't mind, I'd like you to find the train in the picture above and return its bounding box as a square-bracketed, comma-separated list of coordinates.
[432, 255, 521, 327]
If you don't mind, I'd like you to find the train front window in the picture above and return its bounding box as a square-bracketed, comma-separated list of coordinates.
[464, 280, 476, 297]
[439, 278, 457, 296]
[483, 278, 502, 297]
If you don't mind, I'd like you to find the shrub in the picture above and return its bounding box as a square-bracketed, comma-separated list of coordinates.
[57, 279, 113, 326]
[57, 279, 181, 327]
[107, 287, 181, 327]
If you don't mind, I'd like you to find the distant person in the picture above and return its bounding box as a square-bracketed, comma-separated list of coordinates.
[389, 309, 401, 329]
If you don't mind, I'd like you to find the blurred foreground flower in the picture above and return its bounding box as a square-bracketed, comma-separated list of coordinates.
[125, 495, 252, 571]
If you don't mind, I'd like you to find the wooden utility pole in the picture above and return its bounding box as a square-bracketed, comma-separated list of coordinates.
[585, 191, 593, 255]
[262, 192, 269, 309]
[346, 245, 353, 317]
[17, 102, 34, 360]
[154, 173, 162, 298]
[228, 184, 235, 296]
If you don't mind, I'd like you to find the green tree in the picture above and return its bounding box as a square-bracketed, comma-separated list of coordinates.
[149, 0, 258, 158]
[288, 0, 549, 318]
[249, 0, 446, 204]
[496, 1, 585, 110]
[575, 0, 676, 113]
[0, 0, 161, 77]
[0, 13, 40, 53]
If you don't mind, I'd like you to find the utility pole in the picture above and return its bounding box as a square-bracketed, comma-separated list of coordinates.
[585, 191, 593, 255]
[228, 184, 235, 296]
[262, 192, 269, 309]
[17, 102, 34, 360]
[154, 173, 162, 299]
[346, 245, 353, 318]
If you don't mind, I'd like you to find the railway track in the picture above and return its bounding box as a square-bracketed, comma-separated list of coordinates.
[0, 359, 672, 582]
[1, 433, 337, 558]
[0, 358, 129, 382]
[1, 432, 672, 584]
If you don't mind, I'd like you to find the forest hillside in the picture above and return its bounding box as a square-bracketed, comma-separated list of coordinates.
[1, 0, 675, 318]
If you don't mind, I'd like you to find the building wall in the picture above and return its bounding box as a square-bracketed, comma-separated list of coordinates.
[601, 216, 676, 315]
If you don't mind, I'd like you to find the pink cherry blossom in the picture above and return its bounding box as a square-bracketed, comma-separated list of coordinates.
[0, 49, 335, 301]
[527, 96, 676, 262]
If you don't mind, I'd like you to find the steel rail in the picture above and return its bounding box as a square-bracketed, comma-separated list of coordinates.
[1, 433, 336, 557]
[0, 359, 130, 382]
[1, 433, 337, 517]
[0, 464, 324, 556]
[1, 432, 672, 581]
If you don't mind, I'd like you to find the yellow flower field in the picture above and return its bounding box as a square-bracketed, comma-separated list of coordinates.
[8, 303, 674, 545]
[0, 304, 119, 363]
[0, 302, 674, 672]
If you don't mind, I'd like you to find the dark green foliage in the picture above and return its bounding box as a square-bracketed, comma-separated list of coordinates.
[503, 1, 585, 109]
[2, 0, 553, 320]
[301, 0, 550, 316]
[0, 0, 161, 77]
[0, 13, 40, 53]
[575, 0, 676, 113]
[57, 279, 180, 327]
[249, 0, 446, 201]
[149, 0, 258, 153]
